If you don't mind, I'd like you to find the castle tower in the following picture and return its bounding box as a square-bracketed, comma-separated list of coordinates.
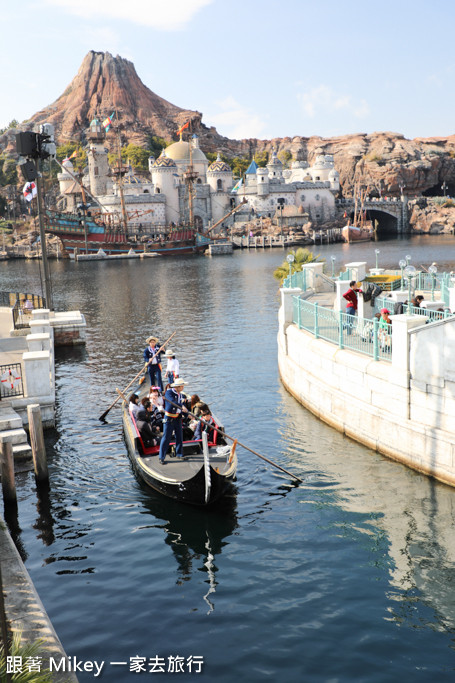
[151, 150, 180, 224]
[57, 158, 78, 212]
[87, 118, 111, 196]
[267, 150, 283, 180]
[256, 165, 270, 196]
[207, 153, 233, 223]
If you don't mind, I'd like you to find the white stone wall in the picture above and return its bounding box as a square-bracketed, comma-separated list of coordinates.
[278, 295, 455, 487]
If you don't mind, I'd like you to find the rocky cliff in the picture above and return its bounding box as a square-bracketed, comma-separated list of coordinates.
[2, 51, 455, 198]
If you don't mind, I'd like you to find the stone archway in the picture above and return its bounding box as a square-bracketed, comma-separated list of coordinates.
[348, 208, 399, 236]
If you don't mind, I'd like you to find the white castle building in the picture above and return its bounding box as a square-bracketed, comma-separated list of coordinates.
[57, 118, 340, 231]
[232, 151, 340, 223]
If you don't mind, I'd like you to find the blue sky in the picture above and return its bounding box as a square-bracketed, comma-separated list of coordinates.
[1, 0, 454, 141]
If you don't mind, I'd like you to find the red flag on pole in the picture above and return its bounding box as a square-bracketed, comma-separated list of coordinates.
[176, 121, 190, 137]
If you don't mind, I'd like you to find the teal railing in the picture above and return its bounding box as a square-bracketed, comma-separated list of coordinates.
[293, 297, 392, 362]
[339, 269, 352, 281]
[283, 270, 308, 291]
[374, 296, 453, 322]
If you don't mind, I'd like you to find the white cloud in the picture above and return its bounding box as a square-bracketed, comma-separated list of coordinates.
[207, 96, 268, 139]
[42, 0, 213, 30]
[297, 85, 370, 120]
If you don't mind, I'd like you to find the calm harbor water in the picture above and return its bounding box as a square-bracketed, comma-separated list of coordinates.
[2, 234, 455, 682]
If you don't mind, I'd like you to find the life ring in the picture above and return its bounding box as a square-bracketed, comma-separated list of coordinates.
[1, 367, 22, 390]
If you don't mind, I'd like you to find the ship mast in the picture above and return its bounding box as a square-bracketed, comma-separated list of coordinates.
[115, 129, 129, 236]
[183, 125, 198, 229]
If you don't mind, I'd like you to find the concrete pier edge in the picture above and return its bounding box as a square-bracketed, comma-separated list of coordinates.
[0, 515, 78, 682]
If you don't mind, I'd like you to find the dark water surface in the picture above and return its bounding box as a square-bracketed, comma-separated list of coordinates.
[2, 235, 455, 682]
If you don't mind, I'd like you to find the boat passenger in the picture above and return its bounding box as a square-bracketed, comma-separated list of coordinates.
[164, 349, 180, 384]
[149, 386, 164, 412]
[136, 398, 161, 447]
[194, 405, 217, 442]
[159, 379, 189, 464]
[143, 336, 163, 391]
[190, 394, 204, 417]
[128, 393, 140, 420]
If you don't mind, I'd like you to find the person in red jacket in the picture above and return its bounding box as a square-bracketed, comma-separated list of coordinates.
[343, 280, 363, 335]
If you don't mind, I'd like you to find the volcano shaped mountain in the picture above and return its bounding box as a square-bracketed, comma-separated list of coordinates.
[27, 50, 207, 147]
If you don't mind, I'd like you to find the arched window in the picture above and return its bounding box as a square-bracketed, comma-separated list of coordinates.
[217, 179, 223, 191]
[197, 178, 202, 185]
[301, 194, 305, 201]
[143, 189, 149, 194]
[315, 194, 320, 201]
[156, 187, 161, 194]
[315, 176, 320, 181]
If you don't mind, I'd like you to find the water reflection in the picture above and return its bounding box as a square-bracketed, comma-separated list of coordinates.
[279, 385, 455, 631]
[137, 486, 238, 611]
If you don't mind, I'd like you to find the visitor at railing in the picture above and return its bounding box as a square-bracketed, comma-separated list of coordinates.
[342, 280, 363, 335]
[411, 295, 424, 307]
[379, 309, 392, 351]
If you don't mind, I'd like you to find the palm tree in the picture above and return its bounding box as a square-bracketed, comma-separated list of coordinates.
[273, 247, 322, 284]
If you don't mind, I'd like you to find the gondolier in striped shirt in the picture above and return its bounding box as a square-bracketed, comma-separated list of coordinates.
[143, 336, 163, 390]
[159, 379, 188, 464]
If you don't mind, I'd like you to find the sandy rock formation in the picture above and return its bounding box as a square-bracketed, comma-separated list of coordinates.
[409, 200, 455, 234]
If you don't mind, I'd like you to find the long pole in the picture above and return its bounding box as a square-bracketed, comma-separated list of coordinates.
[35, 159, 53, 310]
[99, 331, 176, 421]
[166, 398, 303, 484]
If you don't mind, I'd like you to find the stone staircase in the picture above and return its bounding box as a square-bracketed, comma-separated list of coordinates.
[0, 406, 32, 461]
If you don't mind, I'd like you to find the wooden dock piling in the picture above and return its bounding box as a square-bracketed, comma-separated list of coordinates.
[27, 404, 48, 483]
[1, 440, 16, 505]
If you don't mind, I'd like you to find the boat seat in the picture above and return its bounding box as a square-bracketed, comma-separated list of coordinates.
[129, 410, 157, 456]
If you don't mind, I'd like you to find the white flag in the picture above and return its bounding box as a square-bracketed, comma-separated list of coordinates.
[23, 182, 37, 202]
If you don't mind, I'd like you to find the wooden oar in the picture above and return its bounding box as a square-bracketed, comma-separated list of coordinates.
[166, 397, 303, 484]
[99, 331, 176, 421]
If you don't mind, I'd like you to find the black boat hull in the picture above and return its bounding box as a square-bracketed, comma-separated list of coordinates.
[122, 406, 237, 506]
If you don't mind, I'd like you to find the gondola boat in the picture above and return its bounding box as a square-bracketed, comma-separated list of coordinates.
[122, 389, 237, 506]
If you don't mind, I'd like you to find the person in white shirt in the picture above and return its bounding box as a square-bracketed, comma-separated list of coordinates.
[164, 349, 180, 384]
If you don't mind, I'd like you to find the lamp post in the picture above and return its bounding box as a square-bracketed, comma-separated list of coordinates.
[399, 258, 406, 290]
[428, 264, 438, 302]
[406, 254, 411, 265]
[331, 255, 336, 278]
[442, 181, 448, 197]
[404, 265, 416, 314]
[286, 253, 295, 285]
[375, 249, 380, 270]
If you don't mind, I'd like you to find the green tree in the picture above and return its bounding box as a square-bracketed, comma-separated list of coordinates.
[148, 135, 170, 158]
[109, 144, 150, 172]
[254, 150, 269, 167]
[0, 154, 17, 185]
[0, 119, 19, 135]
[56, 142, 78, 162]
[273, 248, 321, 284]
[231, 156, 251, 178]
[278, 150, 292, 167]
